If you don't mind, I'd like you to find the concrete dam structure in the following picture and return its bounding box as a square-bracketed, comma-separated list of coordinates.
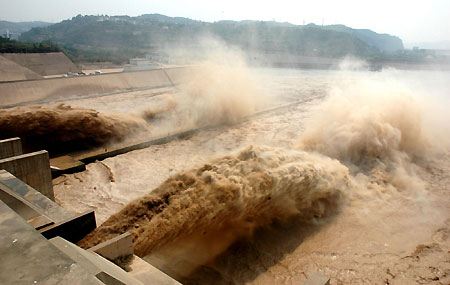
[0, 66, 192, 107]
[0, 64, 194, 284]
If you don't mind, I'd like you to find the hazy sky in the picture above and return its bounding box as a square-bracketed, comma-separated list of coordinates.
[1, 0, 449, 43]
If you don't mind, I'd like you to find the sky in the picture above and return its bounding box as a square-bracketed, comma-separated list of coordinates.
[1, 0, 450, 44]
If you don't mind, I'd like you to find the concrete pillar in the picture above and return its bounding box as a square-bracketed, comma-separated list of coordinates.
[89, 232, 134, 261]
[0, 150, 54, 200]
[0, 137, 23, 159]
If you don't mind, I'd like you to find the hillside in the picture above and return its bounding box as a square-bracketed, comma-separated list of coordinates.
[19, 14, 403, 63]
[317, 24, 403, 52]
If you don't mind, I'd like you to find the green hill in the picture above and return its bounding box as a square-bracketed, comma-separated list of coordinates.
[18, 14, 404, 64]
[319, 24, 403, 52]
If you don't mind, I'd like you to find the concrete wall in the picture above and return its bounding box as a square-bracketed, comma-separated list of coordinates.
[0, 67, 191, 107]
[0, 150, 53, 200]
[0, 137, 22, 159]
[1, 52, 80, 76]
[0, 56, 43, 82]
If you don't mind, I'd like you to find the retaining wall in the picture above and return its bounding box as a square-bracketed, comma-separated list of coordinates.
[1, 52, 79, 76]
[0, 67, 191, 107]
[0, 56, 43, 82]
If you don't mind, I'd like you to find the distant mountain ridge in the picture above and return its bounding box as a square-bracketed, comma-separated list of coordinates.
[137, 13, 196, 24]
[17, 14, 405, 63]
[131, 15, 403, 51]
[0, 21, 52, 36]
[314, 24, 403, 52]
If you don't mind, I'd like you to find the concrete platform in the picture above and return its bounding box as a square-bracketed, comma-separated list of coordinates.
[0, 198, 163, 284]
[0, 170, 96, 242]
[0, 172, 181, 284]
[50, 155, 86, 177]
[0, 199, 103, 285]
[0, 170, 72, 224]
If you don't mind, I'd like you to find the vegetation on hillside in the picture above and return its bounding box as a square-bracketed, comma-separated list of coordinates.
[0, 37, 62, 53]
[11, 14, 447, 66]
[18, 14, 406, 64]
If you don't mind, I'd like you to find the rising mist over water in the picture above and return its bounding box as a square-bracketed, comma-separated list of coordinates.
[2, 2, 450, 284]
[70, 53, 450, 283]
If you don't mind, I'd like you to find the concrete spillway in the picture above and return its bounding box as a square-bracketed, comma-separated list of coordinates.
[0, 67, 192, 107]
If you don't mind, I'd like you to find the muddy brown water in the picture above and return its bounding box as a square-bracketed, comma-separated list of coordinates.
[50, 68, 450, 284]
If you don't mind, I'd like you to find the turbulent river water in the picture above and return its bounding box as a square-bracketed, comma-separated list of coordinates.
[51, 67, 450, 284]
